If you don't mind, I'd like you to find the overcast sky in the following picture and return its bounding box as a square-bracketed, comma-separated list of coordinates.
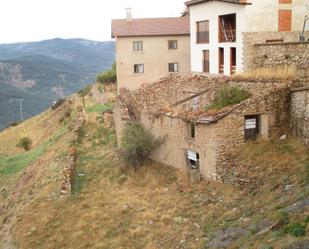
[0, 0, 186, 44]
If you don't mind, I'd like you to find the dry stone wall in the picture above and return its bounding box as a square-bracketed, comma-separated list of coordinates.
[290, 87, 309, 146]
[243, 32, 309, 79]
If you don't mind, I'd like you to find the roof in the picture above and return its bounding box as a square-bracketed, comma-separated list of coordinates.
[185, 0, 250, 7]
[111, 17, 190, 38]
[117, 75, 288, 125]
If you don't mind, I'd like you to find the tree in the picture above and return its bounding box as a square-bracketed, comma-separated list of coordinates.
[120, 123, 162, 170]
[78, 85, 92, 110]
[96, 63, 117, 85]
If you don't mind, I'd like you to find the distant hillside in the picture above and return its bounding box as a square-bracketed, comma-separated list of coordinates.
[0, 38, 115, 130]
[0, 38, 115, 71]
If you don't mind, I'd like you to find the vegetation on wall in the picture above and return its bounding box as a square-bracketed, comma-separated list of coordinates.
[206, 85, 251, 111]
[120, 122, 162, 170]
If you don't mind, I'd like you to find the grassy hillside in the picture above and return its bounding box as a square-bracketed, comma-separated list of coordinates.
[0, 55, 98, 130]
[0, 92, 309, 249]
[0, 38, 115, 130]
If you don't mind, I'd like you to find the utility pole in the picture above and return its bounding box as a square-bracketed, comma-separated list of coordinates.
[16, 98, 24, 121]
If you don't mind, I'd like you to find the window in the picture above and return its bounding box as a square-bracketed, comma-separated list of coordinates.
[190, 122, 195, 138]
[244, 115, 260, 141]
[278, 10, 292, 31]
[168, 40, 178, 50]
[168, 63, 178, 73]
[219, 14, 236, 43]
[133, 41, 143, 51]
[188, 150, 200, 170]
[134, 64, 144, 73]
[196, 20, 209, 43]
[203, 50, 209, 73]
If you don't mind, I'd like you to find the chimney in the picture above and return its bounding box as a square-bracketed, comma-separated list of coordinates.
[126, 8, 132, 22]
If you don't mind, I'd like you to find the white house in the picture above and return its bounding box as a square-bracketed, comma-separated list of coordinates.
[185, 0, 308, 75]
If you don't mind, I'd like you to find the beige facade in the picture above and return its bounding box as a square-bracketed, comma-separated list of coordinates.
[115, 35, 191, 91]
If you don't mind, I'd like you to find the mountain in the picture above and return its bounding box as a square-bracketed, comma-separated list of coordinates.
[0, 38, 115, 71]
[0, 38, 115, 130]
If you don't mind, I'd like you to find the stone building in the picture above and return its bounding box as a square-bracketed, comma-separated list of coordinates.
[185, 0, 309, 76]
[290, 86, 309, 146]
[111, 10, 191, 91]
[114, 75, 290, 182]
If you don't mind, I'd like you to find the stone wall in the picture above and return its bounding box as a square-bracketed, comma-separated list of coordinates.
[243, 31, 309, 79]
[214, 88, 290, 183]
[290, 86, 309, 146]
[114, 77, 290, 182]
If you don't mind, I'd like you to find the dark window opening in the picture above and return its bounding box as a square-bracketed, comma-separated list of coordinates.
[230, 47, 236, 75]
[190, 122, 196, 138]
[168, 63, 179, 72]
[219, 14, 236, 43]
[244, 115, 260, 141]
[168, 40, 178, 50]
[134, 64, 144, 74]
[203, 50, 210, 73]
[219, 47, 224, 74]
[197, 20, 209, 43]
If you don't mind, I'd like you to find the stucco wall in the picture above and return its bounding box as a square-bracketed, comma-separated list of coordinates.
[245, 0, 307, 32]
[290, 87, 309, 146]
[116, 35, 190, 91]
[189, 2, 246, 74]
[188, 0, 308, 75]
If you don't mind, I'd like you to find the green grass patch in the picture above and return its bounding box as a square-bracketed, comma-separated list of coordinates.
[205, 85, 251, 111]
[0, 126, 67, 176]
[86, 102, 113, 113]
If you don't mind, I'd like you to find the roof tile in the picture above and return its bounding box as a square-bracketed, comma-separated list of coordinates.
[111, 17, 190, 38]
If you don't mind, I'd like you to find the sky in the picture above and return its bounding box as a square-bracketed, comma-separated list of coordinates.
[0, 0, 186, 44]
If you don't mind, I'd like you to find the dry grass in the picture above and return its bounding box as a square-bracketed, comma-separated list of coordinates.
[1, 92, 309, 249]
[231, 66, 297, 82]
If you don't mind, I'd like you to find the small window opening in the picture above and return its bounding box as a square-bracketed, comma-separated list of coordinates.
[134, 64, 144, 74]
[188, 150, 200, 170]
[190, 122, 195, 138]
[168, 40, 178, 50]
[244, 115, 260, 141]
[168, 63, 178, 72]
[133, 41, 143, 51]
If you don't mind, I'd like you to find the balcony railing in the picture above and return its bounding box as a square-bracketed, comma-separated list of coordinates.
[197, 31, 209, 44]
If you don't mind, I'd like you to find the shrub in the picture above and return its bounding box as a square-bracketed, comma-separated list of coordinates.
[120, 123, 162, 169]
[17, 137, 32, 151]
[205, 85, 251, 111]
[286, 223, 306, 237]
[51, 99, 65, 110]
[96, 63, 117, 84]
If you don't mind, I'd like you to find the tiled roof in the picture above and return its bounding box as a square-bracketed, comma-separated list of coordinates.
[185, 0, 249, 7]
[111, 17, 190, 38]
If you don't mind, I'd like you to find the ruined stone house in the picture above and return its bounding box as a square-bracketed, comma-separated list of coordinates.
[114, 75, 290, 182]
